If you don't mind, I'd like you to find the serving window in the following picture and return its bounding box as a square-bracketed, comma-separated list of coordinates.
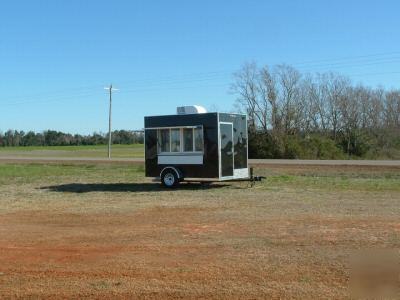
[170, 129, 181, 152]
[157, 126, 203, 154]
[183, 128, 194, 152]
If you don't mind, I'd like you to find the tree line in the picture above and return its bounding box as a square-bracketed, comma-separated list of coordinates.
[0, 130, 144, 147]
[232, 63, 400, 159]
[2, 64, 399, 159]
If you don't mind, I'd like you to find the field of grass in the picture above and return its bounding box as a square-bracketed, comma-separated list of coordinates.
[0, 162, 399, 298]
[0, 144, 144, 158]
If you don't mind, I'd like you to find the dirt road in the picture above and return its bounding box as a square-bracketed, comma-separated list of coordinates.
[1, 156, 399, 166]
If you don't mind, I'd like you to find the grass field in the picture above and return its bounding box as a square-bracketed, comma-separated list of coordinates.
[0, 162, 399, 299]
[0, 144, 144, 158]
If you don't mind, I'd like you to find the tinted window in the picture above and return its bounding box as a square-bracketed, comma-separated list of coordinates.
[194, 127, 203, 152]
[183, 128, 193, 152]
[170, 129, 180, 152]
[158, 129, 170, 153]
[233, 116, 247, 169]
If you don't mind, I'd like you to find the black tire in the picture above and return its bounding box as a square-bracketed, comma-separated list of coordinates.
[161, 169, 179, 188]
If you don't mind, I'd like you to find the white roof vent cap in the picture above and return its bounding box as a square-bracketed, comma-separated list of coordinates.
[177, 105, 207, 115]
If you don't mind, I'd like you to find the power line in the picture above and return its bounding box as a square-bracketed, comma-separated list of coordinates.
[288, 50, 400, 66]
[1, 84, 104, 101]
[0, 74, 230, 106]
[2, 70, 399, 108]
[117, 82, 229, 95]
[347, 70, 400, 77]
[115, 70, 230, 86]
[1, 90, 102, 106]
[1, 82, 231, 109]
[0, 73, 228, 103]
[295, 57, 400, 72]
[2, 51, 400, 107]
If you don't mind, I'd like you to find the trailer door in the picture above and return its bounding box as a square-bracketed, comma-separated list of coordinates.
[219, 122, 234, 177]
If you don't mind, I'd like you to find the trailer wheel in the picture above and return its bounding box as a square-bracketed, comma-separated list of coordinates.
[161, 168, 179, 188]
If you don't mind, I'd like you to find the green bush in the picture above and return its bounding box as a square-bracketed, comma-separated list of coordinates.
[248, 131, 284, 158]
[301, 135, 344, 159]
[249, 132, 345, 159]
[284, 136, 303, 159]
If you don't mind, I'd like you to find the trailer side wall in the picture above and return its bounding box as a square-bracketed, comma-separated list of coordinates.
[144, 113, 219, 179]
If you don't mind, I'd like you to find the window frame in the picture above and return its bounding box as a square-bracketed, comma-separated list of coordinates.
[155, 126, 204, 155]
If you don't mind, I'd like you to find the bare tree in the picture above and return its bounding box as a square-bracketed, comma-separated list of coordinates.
[231, 62, 398, 159]
[275, 65, 301, 134]
[384, 90, 400, 129]
[259, 66, 279, 131]
[231, 63, 264, 130]
[325, 73, 349, 141]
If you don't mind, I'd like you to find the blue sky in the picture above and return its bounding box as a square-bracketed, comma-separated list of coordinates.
[1, 0, 400, 134]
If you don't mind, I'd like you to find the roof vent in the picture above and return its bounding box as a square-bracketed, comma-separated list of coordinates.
[177, 105, 207, 115]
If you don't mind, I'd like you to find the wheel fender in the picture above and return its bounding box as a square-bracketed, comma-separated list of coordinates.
[160, 166, 182, 180]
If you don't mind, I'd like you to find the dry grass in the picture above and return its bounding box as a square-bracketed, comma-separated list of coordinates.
[0, 163, 399, 299]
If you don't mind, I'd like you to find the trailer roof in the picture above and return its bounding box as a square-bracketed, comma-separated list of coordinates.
[144, 112, 246, 118]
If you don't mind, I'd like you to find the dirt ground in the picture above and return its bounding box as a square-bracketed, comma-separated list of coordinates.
[0, 163, 399, 299]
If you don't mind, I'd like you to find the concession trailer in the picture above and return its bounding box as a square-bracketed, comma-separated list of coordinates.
[144, 106, 249, 187]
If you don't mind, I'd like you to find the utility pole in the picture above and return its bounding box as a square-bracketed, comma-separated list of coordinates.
[104, 84, 118, 158]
